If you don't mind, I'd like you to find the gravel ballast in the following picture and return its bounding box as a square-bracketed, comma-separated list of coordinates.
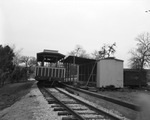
[0, 82, 61, 120]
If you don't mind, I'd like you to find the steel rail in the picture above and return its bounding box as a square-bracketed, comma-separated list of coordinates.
[43, 87, 86, 120]
[56, 87, 122, 120]
[62, 83, 140, 111]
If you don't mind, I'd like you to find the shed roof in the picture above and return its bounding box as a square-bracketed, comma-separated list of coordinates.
[37, 51, 65, 63]
[100, 57, 124, 62]
[62, 56, 96, 65]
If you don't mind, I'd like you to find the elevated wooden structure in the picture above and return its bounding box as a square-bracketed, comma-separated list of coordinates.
[35, 50, 65, 81]
[62, 56, 96, 85]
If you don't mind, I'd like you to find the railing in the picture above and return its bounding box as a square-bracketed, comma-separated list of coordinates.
[35, 66, 65, 78]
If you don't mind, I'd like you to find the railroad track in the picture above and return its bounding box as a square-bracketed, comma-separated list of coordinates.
[62, 83, 140, 111]
[39, 86, 123, 120]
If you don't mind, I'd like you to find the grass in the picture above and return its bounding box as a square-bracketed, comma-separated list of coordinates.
[97, 88, 150, 104]
[0, 81, 34, 111]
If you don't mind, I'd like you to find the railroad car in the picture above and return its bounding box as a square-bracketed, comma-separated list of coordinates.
[124, 69, 147, 87]
[35, 50, 65, 84]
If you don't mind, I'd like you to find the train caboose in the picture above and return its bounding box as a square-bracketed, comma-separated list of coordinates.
[35, 50, 65, 84]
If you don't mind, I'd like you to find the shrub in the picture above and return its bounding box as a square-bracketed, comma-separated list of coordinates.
[104, 85, 116, 91]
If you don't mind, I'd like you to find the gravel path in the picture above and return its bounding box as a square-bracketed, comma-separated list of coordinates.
[0, 82, 61, 120]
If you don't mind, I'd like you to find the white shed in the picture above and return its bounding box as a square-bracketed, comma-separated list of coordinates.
[96, 58, 123, 88]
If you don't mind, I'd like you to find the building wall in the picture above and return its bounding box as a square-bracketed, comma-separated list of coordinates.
[79, 62, 97, 86]
[116, 61, 124, 87]
[96, 59, 123, 88]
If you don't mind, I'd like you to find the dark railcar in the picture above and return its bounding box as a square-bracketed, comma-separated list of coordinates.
[124, 69, 147, 87]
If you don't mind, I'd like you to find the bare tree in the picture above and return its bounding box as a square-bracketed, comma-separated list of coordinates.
[20, 56, 30, 68]
[20, 56, 37, 67]
[98, 45, 107, 59]
[28, 57, 37, 67]
[91, 50, 98, 59]
[129, 32, 150, 69]
[92, 42, 116, 60]
[74, 45, 83, 57]
[19, 56, 37, 80]
[107, 42, 116, 57]
[68, 45, 90, 58]
[91, 50, 103, 60]
[11, 45, 23, 66]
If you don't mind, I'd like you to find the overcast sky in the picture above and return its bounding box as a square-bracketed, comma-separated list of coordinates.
[0, 0, 150, 68]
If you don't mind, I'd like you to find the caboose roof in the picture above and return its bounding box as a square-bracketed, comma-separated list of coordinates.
[37, 50, 65, 63]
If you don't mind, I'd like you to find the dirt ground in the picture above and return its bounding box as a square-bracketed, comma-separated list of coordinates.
[0, 81, 61, 120]
[96, 89, 150, 120]
[0, 81, 34, 111]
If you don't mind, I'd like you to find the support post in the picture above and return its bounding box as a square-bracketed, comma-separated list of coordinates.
[77, 65, 79, 82]
[56, 57, 58, 67]
[73, 56, 75, 84]
[41, 56, 45, 66]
